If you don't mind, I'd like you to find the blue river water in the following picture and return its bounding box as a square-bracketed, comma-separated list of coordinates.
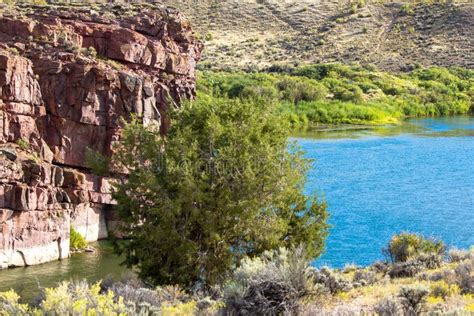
[295, 116, 474, 268]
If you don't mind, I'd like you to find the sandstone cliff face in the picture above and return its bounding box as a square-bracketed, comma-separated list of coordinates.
[0, 3, 202, 269]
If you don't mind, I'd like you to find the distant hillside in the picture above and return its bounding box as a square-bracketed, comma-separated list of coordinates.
[159, 0, 474, 71]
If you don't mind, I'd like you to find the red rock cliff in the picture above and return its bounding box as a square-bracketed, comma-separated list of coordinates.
[0, 3, 202, 268]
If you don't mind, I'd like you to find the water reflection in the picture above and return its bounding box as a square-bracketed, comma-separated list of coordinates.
[0, 241, 128, 303]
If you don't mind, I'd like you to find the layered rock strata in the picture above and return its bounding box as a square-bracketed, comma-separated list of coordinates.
[0, 3, 202, 268]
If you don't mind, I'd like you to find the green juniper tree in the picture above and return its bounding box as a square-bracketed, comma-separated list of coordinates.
[111, 96, 328, 287]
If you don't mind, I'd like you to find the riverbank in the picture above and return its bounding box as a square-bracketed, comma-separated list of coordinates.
[0, 241, 127, 303]
[198, 64, 473, 128]
[1, 241, 473, 314]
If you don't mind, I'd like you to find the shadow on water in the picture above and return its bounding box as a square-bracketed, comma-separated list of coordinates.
[0, 241, 129, 303]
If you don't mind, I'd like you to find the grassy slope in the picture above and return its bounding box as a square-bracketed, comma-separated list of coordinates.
[198, 64, 474, 127]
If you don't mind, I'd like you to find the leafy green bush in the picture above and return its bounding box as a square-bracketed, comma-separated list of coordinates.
[198, 64, 474, 128]
[276, 77, 327, 104]
[69, 227, 87, 251]
[384, 233, 445, 263]
[112, 97, 328, 287]
[223, 246, 320, 315]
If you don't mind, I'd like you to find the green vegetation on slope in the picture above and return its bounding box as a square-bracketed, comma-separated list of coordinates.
[198, 64, 474, 127]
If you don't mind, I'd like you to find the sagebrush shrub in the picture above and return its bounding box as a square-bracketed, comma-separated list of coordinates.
[429, 281, 460, 299]
[223, 246, 319, 315]
[455, 258, 474, 294]
[389, 260, 424, 278]
[398, 285, 429, 315]
[416, 253, 443, 269]
[374, 297, 400, 316]
[110, 284, 163, 310]
[342, 264, 358, 274]
[448, 248, 470, 263]
[384, 233, 445, 263]
[371, 261, 390, 274]
[353, 269, 378, 286]
[313, 266, 352, 294]
[417, 268, 457, 284]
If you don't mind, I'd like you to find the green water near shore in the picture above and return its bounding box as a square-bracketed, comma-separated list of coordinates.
[0, 241, 128, 303]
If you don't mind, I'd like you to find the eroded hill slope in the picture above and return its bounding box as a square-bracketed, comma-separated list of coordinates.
[160, 0, 473, 71]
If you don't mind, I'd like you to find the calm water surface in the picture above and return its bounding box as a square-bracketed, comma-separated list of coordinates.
[0, 116, 472, 300]
[0, 242, 128, 302]
[296, 116, 474, 268]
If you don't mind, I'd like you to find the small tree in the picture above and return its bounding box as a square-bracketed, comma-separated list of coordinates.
[384, 233, 445, 263]
[111, 97, 328, 287]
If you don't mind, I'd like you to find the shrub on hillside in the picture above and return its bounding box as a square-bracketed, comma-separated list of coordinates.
[389, 260, 424, 278]
[429, 281, 459, 299]
[374, 296, 400, 316]
[371, 261, 390, 274]
[353, 269, 378, 286]
[109, 284, 163, 312]
[416, 253, 443, 269]
[398, 285, 429, 315]
[455, 258, 474, 294]
[418, 268, 456, 284]
[448, 248, 470, 263]
[1, 281, 216, 315]
[313, 266, 352, 294]
[223, 246, 320, 315]
[384, 233, 445, 263]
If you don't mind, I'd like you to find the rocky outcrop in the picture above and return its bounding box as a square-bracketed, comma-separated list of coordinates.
[0, 3, 202, 269]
